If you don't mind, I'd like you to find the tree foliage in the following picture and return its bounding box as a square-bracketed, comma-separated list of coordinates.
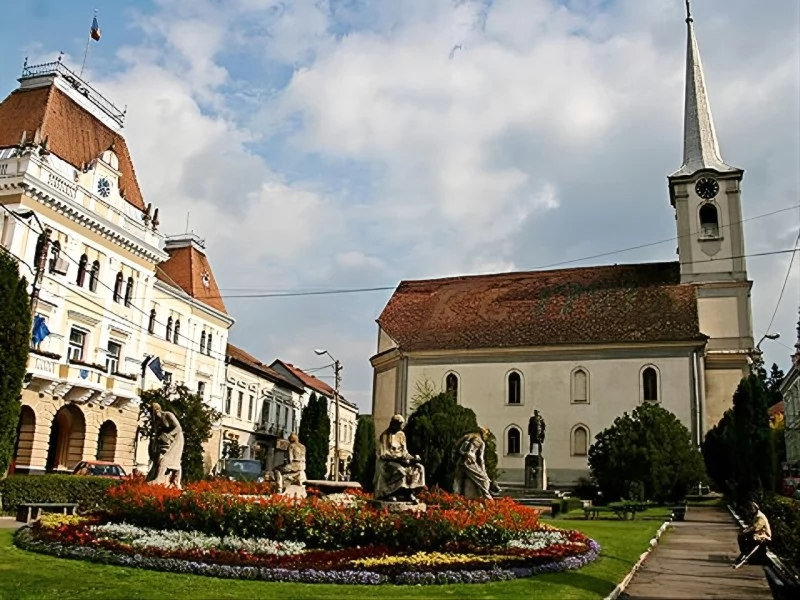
[409, 377, 438, 412]
[702, 374, 775, 502]
[350, 415, 376, 490]
[0, 251, 31, 476]
[403, 393, 498, 491]
[298, 393, 330, 480]
[588, 403, 705, 503]
[139, 384, 220, 482]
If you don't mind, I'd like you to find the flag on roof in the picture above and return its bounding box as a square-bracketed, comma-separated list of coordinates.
[90, 15, 101, 41]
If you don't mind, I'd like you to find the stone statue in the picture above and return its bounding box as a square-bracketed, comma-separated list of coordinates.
[374, 414, 425, 503]
[453, 428, 493, 500]
[146, 403, 184, 488]
[274, 433, 306, 493]
[528, 410, 546, 455]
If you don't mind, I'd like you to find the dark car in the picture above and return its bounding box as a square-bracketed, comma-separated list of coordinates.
[218, 459, 264, 482]
[72, 460, 127, 479]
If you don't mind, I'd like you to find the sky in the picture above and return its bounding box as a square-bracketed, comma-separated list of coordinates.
[0, 0, 798, 412]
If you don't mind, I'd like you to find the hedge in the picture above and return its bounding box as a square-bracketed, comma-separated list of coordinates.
[757, 493, 800, 570]
[0, 475, 121, 512]
[551, 497, 584, 517]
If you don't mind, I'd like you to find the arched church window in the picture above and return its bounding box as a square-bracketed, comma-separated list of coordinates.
[506, 426, 522, 455]
[445, 373, 459, 401]
[571, 368, 589, 403]
[699, 203, 719, 238]
[507, 371, 522, 404]
[642, 367, 659, 402]
[571, 425, 589, 456]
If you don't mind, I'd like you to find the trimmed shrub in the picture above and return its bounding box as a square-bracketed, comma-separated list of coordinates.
[755, 493, 800, 569]
[0, 475, 121, 512]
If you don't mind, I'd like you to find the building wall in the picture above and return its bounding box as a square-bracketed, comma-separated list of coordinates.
[782, 367, 800, 466]
[373, 347, 698, 485]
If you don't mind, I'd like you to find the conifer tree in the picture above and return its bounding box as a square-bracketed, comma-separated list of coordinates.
[0, 251, 31, 476]
[350, 415, 376, 489]
[299, 393, 331, 479]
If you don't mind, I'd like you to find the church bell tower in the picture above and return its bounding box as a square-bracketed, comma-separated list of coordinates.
[667, 4, 754, 432]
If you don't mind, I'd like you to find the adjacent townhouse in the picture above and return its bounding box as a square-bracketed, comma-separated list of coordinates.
[270, 359, 359, 479]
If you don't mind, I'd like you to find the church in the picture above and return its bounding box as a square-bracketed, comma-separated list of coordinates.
[370, 13, 755, 485]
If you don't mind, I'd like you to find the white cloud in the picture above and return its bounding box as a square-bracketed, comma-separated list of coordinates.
[48, 0, 799, 411]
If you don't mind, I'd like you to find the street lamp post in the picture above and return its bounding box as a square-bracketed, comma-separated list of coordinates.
[315, 349, 342, 482]
[752, 332, 780, 373]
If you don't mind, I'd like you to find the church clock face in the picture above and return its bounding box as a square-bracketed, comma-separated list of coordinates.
[97, 177, 111, 198]
[695, 177, 719, 200]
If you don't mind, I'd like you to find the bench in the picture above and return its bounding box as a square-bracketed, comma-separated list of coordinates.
[16, 502, 79, 524]
[764, 549, 800, 600]
[583, 506, 602, 519]
[304, 480, 362, 496]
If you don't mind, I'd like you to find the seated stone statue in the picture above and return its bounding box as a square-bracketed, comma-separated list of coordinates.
[374, 414, 425, 503]
[274, 433, 306, 493]
[453, 428, 493, 500]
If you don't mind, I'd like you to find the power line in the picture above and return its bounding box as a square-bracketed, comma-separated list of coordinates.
[765, 228, 800, 334]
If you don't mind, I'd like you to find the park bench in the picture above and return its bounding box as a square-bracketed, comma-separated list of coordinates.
[583, 506, 602, 519]
[16, 502, 79, 524]
[764, 549, 800, 600]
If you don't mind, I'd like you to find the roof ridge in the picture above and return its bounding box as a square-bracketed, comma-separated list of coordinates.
[398, 260, 680, 287]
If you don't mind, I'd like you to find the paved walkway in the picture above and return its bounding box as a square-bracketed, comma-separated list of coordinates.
[0, 517, 23, 529]
[621, 506, 771, 599]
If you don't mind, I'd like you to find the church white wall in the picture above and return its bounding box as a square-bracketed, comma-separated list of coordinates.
[697, 296, 741, 340]
[404, 353, 696, 485]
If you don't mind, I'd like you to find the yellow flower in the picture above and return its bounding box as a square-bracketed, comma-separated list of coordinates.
[351, 551, 525, 568]
[38, 513, 88, 530]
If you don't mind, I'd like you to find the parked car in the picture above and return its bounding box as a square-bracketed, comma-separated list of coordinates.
[217, 459, 264, 482]
[72, 460, 127, 479]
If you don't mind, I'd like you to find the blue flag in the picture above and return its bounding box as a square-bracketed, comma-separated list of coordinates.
[31, 314, 50, 346]
[90, 15, 101, 41]
[142, 355, 165, 382]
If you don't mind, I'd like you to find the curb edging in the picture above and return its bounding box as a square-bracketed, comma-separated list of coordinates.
[603, 517, 673, 600]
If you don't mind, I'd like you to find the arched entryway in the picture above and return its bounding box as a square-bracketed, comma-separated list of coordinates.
[46, 405, 86, 472]
[13, 406, 36, 472]
[96, 421, 118, 462]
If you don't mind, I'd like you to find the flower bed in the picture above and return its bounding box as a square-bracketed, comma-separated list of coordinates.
[15, 481, 600, 585]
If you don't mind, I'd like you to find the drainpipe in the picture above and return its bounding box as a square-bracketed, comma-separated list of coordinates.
[692, 350, 703, 446]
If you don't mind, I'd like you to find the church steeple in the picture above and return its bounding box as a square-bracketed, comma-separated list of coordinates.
[671, 2, 738, 178]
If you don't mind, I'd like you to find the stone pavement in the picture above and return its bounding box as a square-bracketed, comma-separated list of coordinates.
[0, 517, 23, 529]
[621, 506, 771, 599]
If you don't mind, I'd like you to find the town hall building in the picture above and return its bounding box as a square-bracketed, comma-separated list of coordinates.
[370, 13, 755, 485]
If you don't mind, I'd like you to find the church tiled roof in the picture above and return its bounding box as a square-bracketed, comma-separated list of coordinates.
[377, 261, 706, 352]
[0, 85, 146, 211]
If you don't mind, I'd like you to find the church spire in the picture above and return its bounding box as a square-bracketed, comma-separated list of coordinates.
[671, 1, 737, 178]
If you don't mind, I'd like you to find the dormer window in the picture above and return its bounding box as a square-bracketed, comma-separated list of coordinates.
[101, 149, 119, 170]
[699, 203, 720, 239]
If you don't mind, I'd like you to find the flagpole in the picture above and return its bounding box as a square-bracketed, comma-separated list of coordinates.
[79, 9, 98, 78]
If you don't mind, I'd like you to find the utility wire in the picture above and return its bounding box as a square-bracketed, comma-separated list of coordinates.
[765, 228, 800, 334]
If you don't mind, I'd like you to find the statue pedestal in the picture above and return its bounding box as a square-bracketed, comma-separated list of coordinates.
[525, 454, 547, 490]
[369, 500, 427, 514]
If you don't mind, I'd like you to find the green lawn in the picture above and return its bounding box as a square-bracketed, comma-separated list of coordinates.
[0, 508, 672, 600]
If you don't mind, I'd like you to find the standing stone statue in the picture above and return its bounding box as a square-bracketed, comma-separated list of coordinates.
[146, 403, 184, 488]
[453, 428, 493, 500]
[374, 414, 426, 503]
[528, 410, 546, 455]
[274, 433, 306, 493]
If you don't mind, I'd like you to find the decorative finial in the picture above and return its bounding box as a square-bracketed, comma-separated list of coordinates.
[685, 0, 693, 23]
[57, 52, 63, 63]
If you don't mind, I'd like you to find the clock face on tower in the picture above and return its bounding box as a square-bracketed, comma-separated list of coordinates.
[97, 177, 111, 198]
[695, 177, 719, 200]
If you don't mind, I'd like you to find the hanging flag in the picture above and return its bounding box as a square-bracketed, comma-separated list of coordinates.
[142, 355, 165, 382]
[31, 314, 50, 346]
[90, 15, 101, 41]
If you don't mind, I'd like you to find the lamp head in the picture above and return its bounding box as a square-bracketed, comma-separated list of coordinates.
[765, 333, 780, 341]
[314, 349, 327, 356]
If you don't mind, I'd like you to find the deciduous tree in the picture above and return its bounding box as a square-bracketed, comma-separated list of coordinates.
[589, 403, 705, 503]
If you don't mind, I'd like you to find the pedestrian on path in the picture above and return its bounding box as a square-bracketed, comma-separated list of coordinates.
[733, 501, 771, 567]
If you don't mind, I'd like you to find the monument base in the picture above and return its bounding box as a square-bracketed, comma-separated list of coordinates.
[368, 500, 428, 514]
[524, 454, 547, 490]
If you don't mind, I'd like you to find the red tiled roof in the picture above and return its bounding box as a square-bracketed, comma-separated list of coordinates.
[157, 244, 228, 314]
[0, 85, 145, 211]
[281, 361, 336, 397]
[226, 344, 304, 393]
[377, 261, 705, 352]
